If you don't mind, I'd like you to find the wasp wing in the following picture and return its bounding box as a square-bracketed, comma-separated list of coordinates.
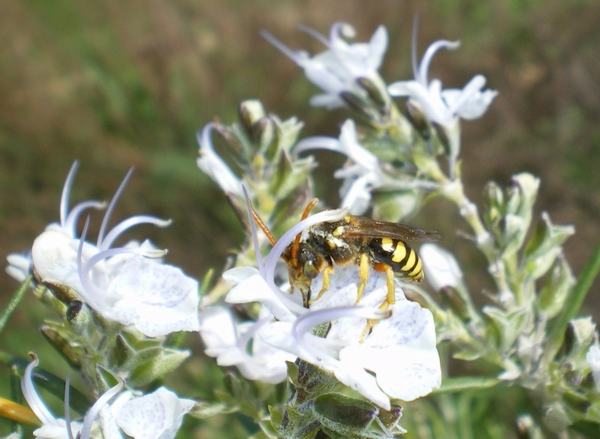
[344, 216, 440, 242]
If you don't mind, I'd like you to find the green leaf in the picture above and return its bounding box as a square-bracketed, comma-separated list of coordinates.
[545, 240, 600, 362]
[434, 376, 501, 394]
[483, 305, 529, 354]
[313, 393, 379, 428]
[371, 190, 422, 223]
[0, 276, 32, 334]
[523, 212, 575, 280]
[128, 347, 190, 387]
[188, 401, 231, 419]
[538, 256, 575, 319]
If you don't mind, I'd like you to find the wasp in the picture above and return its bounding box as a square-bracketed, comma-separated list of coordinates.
[251, 199, 440, 309]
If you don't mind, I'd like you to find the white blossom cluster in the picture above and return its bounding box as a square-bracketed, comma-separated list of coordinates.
[5, 162, 199, 438]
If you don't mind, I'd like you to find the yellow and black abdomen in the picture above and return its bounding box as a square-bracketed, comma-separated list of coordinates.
[368, 237, 424, 283]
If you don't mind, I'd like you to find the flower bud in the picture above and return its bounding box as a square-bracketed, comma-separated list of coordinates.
[253, 116, 276, 158]
[561, 322, 576, 357]
[482, 181, 504, 228]
[542, 402, 570, 433]
[340, 91, 382, 123]
[40, 326, 83, 369]
[515, 414, 541, 439]
[432, 121, 451, 158]
[499, 214, 526, 257]
[569, 317, 596, 357]
[507, 173, 539, 219]
[313, 393, 406, 437]
[43, 280, 80, 304]
[357, 76, 390, 113]
[239, 99, 267, 135]
[66, 300, 92, 335]
[404, 100, 431, 140]
[314, 393, 378, 429]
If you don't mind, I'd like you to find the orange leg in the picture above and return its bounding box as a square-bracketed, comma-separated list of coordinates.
[360, 264, 396, 342]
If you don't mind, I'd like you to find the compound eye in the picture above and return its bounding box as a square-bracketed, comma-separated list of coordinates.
[303, 261, 320, 279]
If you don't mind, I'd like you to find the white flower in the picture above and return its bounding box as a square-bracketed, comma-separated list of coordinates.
[388, 39, 497, 129]
[6, 162, 105, 284]
[22, 354, 194, 439]
[21, 353, 120, 439]
[262, 22, 388, 109]
[29, 162, 200, 337]
[113, 388, 195, 439]
[586, 345, 600, 392]
[420, 243, 463, 290]
[224, 193, 441, 409]
[6, 252, 32, 283]
[199, 305, 295, 383]
[260, 266, 441, 409]
[197, 123, 244, 197]
[295, 119, 383, 214]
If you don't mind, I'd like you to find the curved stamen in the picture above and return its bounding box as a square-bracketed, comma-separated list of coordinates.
[60, 161, 80, 228]
[417, 40, 460, 86]
[79, 379, 124, 439]
[78, 216, 167, 308]
[79, 246, 167, 304]
[264, 208, 347, 284]
[297, 24, 330, 47]
[330, 22, 356, 41]
[63, 200, 107, 238]
[77, 216, 101, 309]
[294, 136, 339, 156]
[411, 16, 420, 81]
[260, 30, 304, 64]
[85, 246, 167, 272]
[21, 353, 60, 427]
[97, 167, 135, 247]
[99, 216, 172, 251]
[263, 208, 348, 317]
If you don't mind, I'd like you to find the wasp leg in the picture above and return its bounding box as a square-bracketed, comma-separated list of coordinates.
[309, 264, 332, 305]
[383, 265, 396, 307]
[354, 253, 370, 304]
[360, 265, 396, 342]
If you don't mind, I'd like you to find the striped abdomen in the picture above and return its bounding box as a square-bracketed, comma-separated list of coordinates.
[368, 237, 423, 283]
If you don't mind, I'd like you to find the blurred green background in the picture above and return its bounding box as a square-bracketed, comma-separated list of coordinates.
[1, 0, 599, 437]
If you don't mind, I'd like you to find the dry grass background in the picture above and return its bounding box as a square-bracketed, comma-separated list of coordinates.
[1, 0, 599, 437]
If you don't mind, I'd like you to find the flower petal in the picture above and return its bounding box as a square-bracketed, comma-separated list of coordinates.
[420, 243, 463, 290]
[115, 388, 195, 439]
[106, 256, 200, 337]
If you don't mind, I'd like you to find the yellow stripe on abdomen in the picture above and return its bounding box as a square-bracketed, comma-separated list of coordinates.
[406, 256, 422, 278]
[391, 242, 408, 263]
[380, 237, 395, 253]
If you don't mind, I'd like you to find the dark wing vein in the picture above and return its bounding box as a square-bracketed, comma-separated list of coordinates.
[344, 217, 440, 242]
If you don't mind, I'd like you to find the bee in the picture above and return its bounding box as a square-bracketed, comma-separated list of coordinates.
[251, 199, 440, 308]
